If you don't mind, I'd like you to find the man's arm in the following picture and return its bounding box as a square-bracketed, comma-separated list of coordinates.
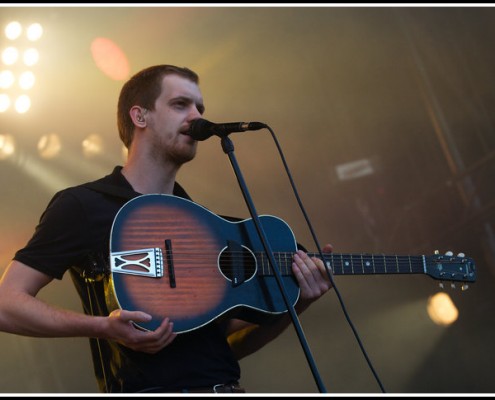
[226, 244, 333, 360]
[0, 260, 176, 353]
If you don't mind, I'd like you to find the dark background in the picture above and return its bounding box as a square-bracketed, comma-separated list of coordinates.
[1, 5, 494, 394]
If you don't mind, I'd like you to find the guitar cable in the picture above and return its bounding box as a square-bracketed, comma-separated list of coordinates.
[263, 124, 386, 393]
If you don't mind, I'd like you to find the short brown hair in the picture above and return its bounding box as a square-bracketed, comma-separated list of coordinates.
[117, 65, 199, 148]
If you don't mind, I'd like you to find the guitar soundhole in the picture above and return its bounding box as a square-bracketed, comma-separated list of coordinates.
[219, 245, 257, 285]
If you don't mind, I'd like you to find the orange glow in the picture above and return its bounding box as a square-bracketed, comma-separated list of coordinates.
[427, 292, 459, 326]
[90, 37, 130, 81]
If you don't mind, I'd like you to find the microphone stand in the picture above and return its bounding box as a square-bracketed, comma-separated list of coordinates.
[220, 135, 327, 393]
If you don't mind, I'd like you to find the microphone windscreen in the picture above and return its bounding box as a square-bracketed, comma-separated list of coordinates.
[189, 119, 214, 141]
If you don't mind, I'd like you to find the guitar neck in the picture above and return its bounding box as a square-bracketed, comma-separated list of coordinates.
[312, 253, 425, 276]
[258, 252, 426, 277]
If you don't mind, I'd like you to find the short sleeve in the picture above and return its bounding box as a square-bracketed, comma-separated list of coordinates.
[14, 189, 91, 280]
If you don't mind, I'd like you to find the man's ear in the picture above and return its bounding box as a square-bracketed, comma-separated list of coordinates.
[130, 106, 147, 126]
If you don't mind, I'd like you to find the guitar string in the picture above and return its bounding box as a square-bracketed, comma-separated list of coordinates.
[121, 251, 428, 274]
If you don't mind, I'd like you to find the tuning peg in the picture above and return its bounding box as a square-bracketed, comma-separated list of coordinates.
[439, 282, 444, 289]
[462, 284, 469, 291]
[457, 252, 465, 258]
[434, 250, 440, 255]
[451, 282, 456, 289]
[445, 251, 453, 257]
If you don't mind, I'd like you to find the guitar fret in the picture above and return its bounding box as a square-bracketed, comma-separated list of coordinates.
[340, 255, 347, 275]
[376, 255, 386, 274]
[334, 255, 340, 275]
[261, 252, 299, 276]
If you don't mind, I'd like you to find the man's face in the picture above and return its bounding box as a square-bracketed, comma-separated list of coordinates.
[146, 74, 205, 166]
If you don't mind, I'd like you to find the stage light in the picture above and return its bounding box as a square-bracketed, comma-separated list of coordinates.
[427, 292, 458, 326]
[90, 37, 130, 81]
[82, 133, 104, 158]
[37, 133, 62, 159]
[0, 70, 15, 89]
[26, 23, 43, 41]
[4, 21, 22, 40]
[1, 47, 19, 65]
[18, 71, 35, 90]
[2, 21, 43, 115]
[14, 94, 30, 113]
[0, 94, 11, 112]
[22, 48, 39, 66]
[0, 133, 15, 159]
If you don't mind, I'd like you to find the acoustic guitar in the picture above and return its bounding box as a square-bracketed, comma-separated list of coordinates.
[108, 194, 477, 333]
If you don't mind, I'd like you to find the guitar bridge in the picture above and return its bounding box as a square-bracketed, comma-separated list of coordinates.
[110, 248, 164, 278]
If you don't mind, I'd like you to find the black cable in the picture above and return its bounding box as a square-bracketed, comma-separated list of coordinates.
[264, 124, 386, 393]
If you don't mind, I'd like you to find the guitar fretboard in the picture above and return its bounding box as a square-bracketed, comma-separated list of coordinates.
[257, 252, 425, 277]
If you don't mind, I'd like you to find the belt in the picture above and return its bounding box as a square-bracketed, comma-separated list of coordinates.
[182, 383, 246, 393]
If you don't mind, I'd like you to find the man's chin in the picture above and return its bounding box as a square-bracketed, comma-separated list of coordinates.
[174, 149, 197, 165]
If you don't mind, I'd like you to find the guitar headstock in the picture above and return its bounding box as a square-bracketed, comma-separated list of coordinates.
[425, 251, 477, 290]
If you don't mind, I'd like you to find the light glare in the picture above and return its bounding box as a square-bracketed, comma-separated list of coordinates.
[26, 23, 43, 41]
[38, 133, 62, 159]
[0, 134, 15, 159]
[19, 71, 35, 90]
[15, 94, 31, 113]
[0, 94, 11, 112]
[5, 21, 22, 40]
[82, 134, 104, 157]
[23, 48, 39, 66]
[2, 47, 19, 65]
[427, 292, 459, 326]
[0, 70, 15, 89]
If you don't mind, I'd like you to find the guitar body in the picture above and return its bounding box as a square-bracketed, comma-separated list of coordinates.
[109, 194, 300, 333]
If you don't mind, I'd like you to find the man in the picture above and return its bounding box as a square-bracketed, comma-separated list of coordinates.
[0, 65, 332, 393]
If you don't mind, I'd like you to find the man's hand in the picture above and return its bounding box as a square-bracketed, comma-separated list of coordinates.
[106, 309, 177, 354]
[292, 243, 333, 313]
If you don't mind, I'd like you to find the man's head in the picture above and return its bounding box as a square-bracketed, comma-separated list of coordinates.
[117, 65, 199, 149]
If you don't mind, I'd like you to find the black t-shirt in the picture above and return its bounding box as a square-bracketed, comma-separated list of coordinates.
[14, 166, 241, 393]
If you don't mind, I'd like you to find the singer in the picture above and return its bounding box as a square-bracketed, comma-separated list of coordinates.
[0, 64, 333, 393]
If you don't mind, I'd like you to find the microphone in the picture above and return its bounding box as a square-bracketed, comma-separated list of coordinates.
[188, 118, 266, 141]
